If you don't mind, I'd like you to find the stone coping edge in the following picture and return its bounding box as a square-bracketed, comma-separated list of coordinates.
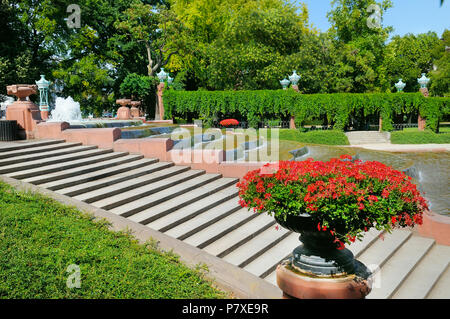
[0, 175, 282, 299]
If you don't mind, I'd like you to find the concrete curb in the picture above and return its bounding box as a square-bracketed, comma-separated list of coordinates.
[0, 175, 282, 299]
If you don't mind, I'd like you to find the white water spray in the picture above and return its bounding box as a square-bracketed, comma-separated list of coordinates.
[49, 97, 82, 122]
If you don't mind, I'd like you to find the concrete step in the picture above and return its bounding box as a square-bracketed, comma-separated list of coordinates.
[73, 165, 191, 203]
[6, 151, 128, 179]
[222, 225, 291, 268]
[21, 154, 148, 185]
[264, 270, 277, 286]
[0, 144, 98, 166]
[366, 236, 435, 299]
[121, 176, 236, 221]
[345, 131, 390, 145]
[391, 244, 450, 299]
[243, 232, 300, 278]
[164, 195, 242, 239]
[0, 139, 65, 152]
[40, 157, 158, 190]
[90, 170, 211, 212]
[202, 213, 275, 258]
[426, 265, 450, 299]
[0, 146, 105, 174]
[357, 230, 412, 270]
[0, 142, 82, 160]
[53, 160, 170, 195]
[183, 207, 258, 249]
[146, 187, 240, 232]
[348, 228, 384, 258]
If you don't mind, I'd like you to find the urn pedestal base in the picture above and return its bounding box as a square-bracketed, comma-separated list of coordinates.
[276, 258, 372, 299]
[130, 106, 140, 118]
[117, 106, 131, 120]
[6, 101, 42, 139]
[40, 110, 49, 120]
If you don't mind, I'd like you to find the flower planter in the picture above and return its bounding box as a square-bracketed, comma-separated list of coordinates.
[275, 213, 372, 299]
[237, 156, 428, 299]
[275, 214, 355, 277]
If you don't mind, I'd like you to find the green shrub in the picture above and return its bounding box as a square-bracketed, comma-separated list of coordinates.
[163, 90, 450, 132]
[279, 129, 349, 145]
[0, 182, 226, 299]
[390, 131, 450, 144]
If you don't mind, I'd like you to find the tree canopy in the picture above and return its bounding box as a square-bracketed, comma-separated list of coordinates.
[0, 0, 448, 113]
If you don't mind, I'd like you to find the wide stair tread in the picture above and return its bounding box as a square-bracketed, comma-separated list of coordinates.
[146, 187, 240, 232]
[182, 207, 258, 249]
[244, 232, 299, 278]
[87, 169, 206, 210]
[53, 160, 170, 195]
[366, 235, 435, 299]
[0, 146, 104, 173]
[202, 213, 275, 258]
[391, 244, 450, 299]
[347, 228, 384, 258]
[41, 157, 159, 190]
[0, 142, 82, 160]
[21, 153, 142, 185]
[73, 165, 190, 203]
[164, 195, 241, 240]
[6, 151, 128, 179]
[0, 144, 100, 166]
[357, 230, 412, 270]
[222, 225, 291, 268]
[426, 265, 450, 299]
[122, 176, 237, 221]
[0, 139, 65, 152]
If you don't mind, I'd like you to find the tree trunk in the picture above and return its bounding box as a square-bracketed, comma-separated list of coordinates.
[145, 42, 154, 76]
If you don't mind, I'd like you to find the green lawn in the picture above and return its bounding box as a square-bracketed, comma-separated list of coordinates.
[0, 182, 227, 299]
[390, 130, 450, 144]
[279, 129, 350, 146]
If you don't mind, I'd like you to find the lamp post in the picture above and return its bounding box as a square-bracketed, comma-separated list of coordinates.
[417, 73, 430, 131]
[289, 70, 301, 92]
[394, 79, 406, 92]
[417, 73, 430, 90]
[157, 68, 168, 83]
[280, 78, 290, 90]
[167, 75, 174, 87]
[35, 75, 50, 120]
[155, 68, 168, 120]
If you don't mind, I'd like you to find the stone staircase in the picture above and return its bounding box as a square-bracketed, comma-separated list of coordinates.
[0, 139, 449, 299]
[346, 131, 390, 145]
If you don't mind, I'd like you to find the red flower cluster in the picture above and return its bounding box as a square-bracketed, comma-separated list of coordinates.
[220, 119, 239, 127]
[237, 155, 428, 247]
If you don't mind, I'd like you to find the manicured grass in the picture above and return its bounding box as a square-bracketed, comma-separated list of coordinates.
[0, 182, 227, 299]
[390, 131, 450, 144]
[279, 129, 350, 146]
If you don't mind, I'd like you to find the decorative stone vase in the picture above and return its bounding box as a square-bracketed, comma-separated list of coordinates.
[130, 101, 141, 119]
[116, 99, 132, 120]
[6, 84, 42, 139]
[275, 213, 372, 299]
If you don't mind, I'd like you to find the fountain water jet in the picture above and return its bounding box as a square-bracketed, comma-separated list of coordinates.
[49, 97, 82, 122]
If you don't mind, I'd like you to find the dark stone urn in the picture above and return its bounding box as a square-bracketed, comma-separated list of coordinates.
[275, 213, 372, 299]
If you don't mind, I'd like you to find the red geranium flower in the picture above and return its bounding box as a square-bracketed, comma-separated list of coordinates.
[237, 157, 428, 248]
[220, 119, 239, 127]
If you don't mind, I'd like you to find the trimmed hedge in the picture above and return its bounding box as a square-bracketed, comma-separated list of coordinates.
[279, 129, 350, 146]
[163, 90, 450, 132]
[390, 131, 450, 144]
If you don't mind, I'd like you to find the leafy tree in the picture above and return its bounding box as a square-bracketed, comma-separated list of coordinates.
[383, 32, 442, 92]
[430, 30, 450, 97]
[114, 2, 179, 77]
[119, 73, 158, 117]
[167, 0, 312, 90]
[326, 0, 393, 92]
